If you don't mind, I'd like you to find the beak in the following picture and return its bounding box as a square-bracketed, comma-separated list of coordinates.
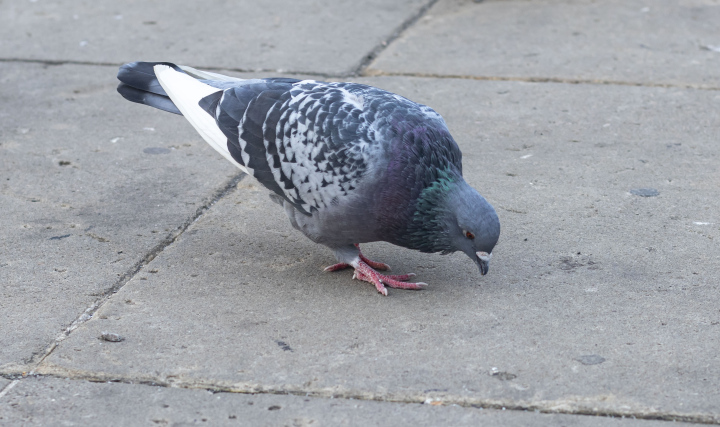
[476, 251, 492, 276]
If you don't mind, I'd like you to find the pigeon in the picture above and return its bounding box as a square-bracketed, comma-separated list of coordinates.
[117, 62, 500, 295]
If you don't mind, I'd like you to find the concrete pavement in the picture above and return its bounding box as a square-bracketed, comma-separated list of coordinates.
[0, 0, 427, 75]
[3, 376, 695, 427]
[0, 61, 242, 368]
[2, 0, 719, 425]
[369, 0, 720, 87]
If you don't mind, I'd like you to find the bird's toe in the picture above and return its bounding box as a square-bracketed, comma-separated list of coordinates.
[324, 262, 351, 272]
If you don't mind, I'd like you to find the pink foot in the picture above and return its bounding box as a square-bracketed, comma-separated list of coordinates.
[352, 261, 427, 296]
[323, 245, 426, 295]
[323, 262, 351, 272]
[352, 270, 415, 283]
[359, 252, 390, 271]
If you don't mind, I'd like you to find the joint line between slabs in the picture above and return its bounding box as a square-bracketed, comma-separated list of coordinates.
[0, 57, 336, 79]
[0, 57, 122, 67]
[28, 172, 247, 368]
[361, 70, 720, 91]
[2, 57, 719, 91]
[11, 370, 720, 425]
[351, 0, 439, 77]
[1, 0, 439, 79]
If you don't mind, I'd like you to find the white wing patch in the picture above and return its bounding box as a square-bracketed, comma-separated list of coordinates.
[154, 65, 250, 175]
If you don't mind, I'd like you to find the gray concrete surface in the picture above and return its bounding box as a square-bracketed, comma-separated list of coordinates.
[32, 77, 720, 422]
[0, 0, 428, 75]
[2, 0, 719, 424]
[369, 0, 720, 87]
[0, 62, 240, 368]
[1, 377, 696, 427]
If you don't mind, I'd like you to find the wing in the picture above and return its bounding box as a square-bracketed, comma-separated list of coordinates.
[202, 81, 381, 216]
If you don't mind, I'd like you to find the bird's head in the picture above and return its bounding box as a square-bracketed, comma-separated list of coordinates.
[405, 170, 500, 276]
[445, 182, 500, 275]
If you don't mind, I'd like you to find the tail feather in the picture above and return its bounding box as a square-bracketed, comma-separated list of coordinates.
[153, 64, 248, 174]
[117, 62, 183, 95]
[178, 65, 244, 82]
[117, 83, 182, 115]
[117, 61, 249, 174]
[117, 62, 185, 114]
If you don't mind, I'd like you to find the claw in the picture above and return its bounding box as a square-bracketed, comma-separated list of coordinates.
[326, 245, 426, 295]
[359, 253, 390, 271]
[352, 260, 425, 295]
[324, 262, 351, 272]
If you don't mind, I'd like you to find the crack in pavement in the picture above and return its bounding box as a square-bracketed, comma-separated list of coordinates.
[361, 70, 720, 91]
[4, 56, 718, 92]
[1, 0, 439, 80]
[350, 0, 439, 77]
[0, 57, 339, 79]
[1, 368, 718, 425]
[0, 57, 123, 68]
[4, 173, 246, 377]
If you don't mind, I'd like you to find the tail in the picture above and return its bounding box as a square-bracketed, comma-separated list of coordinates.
[117, 61, 248, 174]
[117, 62, 185, 115]
[116, 61, 244, 114]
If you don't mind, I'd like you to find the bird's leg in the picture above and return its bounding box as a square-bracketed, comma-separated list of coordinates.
[323, 244, 389, 272]
[351, 260, 427, 296]
[325, 244, 425, 295]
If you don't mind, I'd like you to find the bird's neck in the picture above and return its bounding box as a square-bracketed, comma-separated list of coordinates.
[375, 125, 463, 251]
[399, 168, 460, 254]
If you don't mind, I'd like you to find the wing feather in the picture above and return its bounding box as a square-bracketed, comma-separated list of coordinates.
[153, 65, 249, 175]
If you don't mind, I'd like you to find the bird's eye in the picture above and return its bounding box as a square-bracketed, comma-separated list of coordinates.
[465, 230, 475, 240]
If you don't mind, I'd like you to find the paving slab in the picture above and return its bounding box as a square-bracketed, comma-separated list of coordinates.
[34, 76, 720, 422]
[0, 377, 699, 426]
[369, 0, 720, 87]
[0, 62, 241, 368]
[0, 0, 427, 75]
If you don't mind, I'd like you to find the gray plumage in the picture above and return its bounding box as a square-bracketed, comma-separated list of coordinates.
[117, 62, 500, 295]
